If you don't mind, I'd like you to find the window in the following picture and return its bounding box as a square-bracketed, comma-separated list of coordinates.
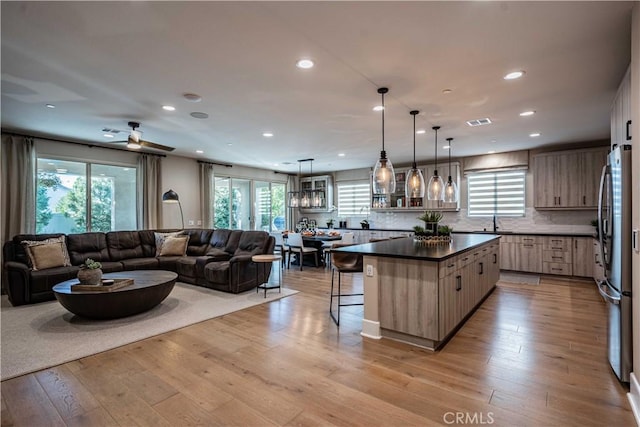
[36, 158, 137, 233]
[337, 181, 371, 216]
[467, 170, 525, 217]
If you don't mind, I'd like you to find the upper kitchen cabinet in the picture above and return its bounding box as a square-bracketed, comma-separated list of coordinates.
[611, 66, 632, 149]
[533, 147, 608, 209]
[299, 175, 334, 213]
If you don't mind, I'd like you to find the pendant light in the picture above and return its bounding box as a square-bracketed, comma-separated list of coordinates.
[443, 137, 459, 203]
[427, 126, 445, 201]
[309, 159, 323, 208]
[287, 161, 301, 208]
[405, 110, 425, 199]
[372, 87, 396, 195]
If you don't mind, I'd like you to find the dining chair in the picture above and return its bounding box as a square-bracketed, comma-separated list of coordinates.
[286, 233, 319, 270]
[329, 243, 363, 326]
[270, 232, 289, 268]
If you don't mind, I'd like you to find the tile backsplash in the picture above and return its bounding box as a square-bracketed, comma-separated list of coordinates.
[313, 208, 597, 234]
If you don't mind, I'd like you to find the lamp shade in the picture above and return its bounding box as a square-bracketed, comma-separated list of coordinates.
[427, 126, 444, 201]
[162, 189, 180, 203]
[405, 110, 425, 198]
[443, 137, 459, 203]
[372, 87, 396, 195]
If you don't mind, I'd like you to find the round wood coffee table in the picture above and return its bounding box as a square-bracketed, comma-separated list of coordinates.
[53, 270, 177, 319]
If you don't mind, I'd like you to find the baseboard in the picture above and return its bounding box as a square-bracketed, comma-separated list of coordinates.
[361, 319, 381, 339]
[628, 372, 640, 426]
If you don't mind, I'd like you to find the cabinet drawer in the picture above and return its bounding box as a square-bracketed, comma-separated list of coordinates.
[543, 250, 571, 263]
[439, 257, 458, 278]
[543, 237, 571, 251]
[458, 253, 474, 268]
[543, 262, 572, 275]
[501, 235, 541, 244]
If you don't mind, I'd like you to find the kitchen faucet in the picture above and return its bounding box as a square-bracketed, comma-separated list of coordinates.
[493, 214, 499, 233]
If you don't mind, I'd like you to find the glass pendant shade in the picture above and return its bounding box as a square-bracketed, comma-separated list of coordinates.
[406, 167, 425, 198]
[427, 174, 445, 200]
[405, 110, 424, 198]
[288, 191, 299, 208]
[300, 191, 310, 208]
[372, 87, 396, 195]
[373, 153, 396, 194]
[443, 178, 459, 203]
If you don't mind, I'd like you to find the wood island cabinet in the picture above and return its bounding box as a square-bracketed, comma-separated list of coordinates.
[533, 147, 608, 209]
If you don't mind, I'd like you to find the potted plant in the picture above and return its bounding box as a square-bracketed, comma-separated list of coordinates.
[360, 219, 370, 229]
[417, 210, 443, 234]
[437, 225, 453, 237]
[326, 219, 334, 229]
[77, 258, 103, 285]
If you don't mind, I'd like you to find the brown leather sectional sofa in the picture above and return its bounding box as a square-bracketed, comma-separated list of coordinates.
[2, 228, 275, 306]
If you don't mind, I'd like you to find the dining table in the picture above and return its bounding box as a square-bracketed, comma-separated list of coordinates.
[288, 233, 343, 267]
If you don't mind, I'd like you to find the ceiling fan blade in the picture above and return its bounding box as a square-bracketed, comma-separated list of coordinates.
[139, 139, 175, 152]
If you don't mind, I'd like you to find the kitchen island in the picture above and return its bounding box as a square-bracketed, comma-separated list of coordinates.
[334, 234, 501, 350]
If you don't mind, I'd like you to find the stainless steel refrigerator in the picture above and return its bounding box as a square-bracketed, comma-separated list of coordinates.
[598, 144, 632, 383]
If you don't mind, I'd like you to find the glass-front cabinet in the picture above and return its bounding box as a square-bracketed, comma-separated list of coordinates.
[299, 175, 334, 213]
[371, 162, 460, 212]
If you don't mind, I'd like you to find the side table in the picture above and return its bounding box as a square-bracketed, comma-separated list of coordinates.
[252, 254, 283, 297]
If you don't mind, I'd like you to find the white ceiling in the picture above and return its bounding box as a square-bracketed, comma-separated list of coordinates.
[1, 1, 633, 174]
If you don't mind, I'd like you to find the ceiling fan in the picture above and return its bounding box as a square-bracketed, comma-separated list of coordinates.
[108, 121, 175, 152]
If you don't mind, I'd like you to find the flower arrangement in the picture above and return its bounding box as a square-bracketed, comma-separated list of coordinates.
[360, 219, 370, 229]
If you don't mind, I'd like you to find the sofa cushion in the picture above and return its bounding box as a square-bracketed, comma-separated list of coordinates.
[159, 236, 188, 256]
[120, 258, 159, 270]
[225, 230, 243, 254]
[29, 265, 80, 294]
[154, 231, 183, 256]
[204, 261, 230, 284]
[67, 232, 111, 265]
[12, 233, 64, 265]
[204, 248, 232, 261]
[233, 231, 270, 257]
[21, 236, 71, 270]
[183, 229, 213, 256]
[106, 231, 145, 261]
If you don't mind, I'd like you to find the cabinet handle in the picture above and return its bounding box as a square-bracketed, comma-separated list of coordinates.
[523, 238, 534, 242]
[493, 253, 497, 264]
[456, 275, 462, 291]
[627, 120, 632, 141]
[479, 262, 484, 275]
[552, 256, 563, 260]
[462, 257, 469, 262]
[575, 240, 578, 249]
[558, 196, 561, 205]
[551, 268, 563, 272]
[448, 263, 455, 268]
[551, 246, 562, 250]
[551, 239, 562, 243]
[524, 244, 534, 248]
[583, 195, 586, 205]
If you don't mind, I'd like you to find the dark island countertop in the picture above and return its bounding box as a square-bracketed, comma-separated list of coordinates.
[333, 233, 500, 262]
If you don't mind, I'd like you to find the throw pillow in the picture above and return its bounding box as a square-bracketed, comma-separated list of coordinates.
[154, 231, 183, 256]
[158, 236, 189, 257]
[21, 236, 72, 271]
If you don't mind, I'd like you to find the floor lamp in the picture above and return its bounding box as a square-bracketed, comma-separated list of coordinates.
[162, 189, 184, 229]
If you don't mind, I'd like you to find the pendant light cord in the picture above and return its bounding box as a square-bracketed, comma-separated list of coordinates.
[432, 126, 440, 174]
[381, 92, 385, 152]
[410, 110, 419, 167]
[447, 137, 453, 181]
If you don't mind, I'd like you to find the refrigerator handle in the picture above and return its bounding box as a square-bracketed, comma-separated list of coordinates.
[597, 164, 610, 270]
[597, 280, 621, 305]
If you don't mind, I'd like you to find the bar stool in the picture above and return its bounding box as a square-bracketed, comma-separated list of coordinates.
[329, 243, 363, 326]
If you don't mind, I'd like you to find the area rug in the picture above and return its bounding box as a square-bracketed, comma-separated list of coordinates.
[499, 272, 541, 285]
[0, 283, 298, 381]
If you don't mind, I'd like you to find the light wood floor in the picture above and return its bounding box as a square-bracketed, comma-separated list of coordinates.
[1, 267, 634, 426]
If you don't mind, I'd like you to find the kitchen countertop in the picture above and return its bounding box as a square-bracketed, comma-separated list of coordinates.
[332, 233, 500, 261]
[319, 227, 596, 238]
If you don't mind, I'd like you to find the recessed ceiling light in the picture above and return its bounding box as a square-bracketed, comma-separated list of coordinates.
[519, 110, 535, 116]
[162, 105, 176, 111]
[190, 112, 209, 119]
[274, 163, 279, 166]
[466, 118, 492, 127]
[443, 145, 450, 150]
[373, 105, 384, 112]
[416, 129, 426, 134]
[442, 89, 453, 94]
[529, 132, 541, 137]
[227, 143, 233, 146]
[183, 93, 202, 102]
[296, 59, 314, 69]
[103, 134, 114, 138]
[196, 150, 204, 154]
[488, 150, 496, 154]
[338, 153, 345, 157]
[504, 70, 525, 80]
[45, 104, 55, 108]
[262, 132, 274, 138]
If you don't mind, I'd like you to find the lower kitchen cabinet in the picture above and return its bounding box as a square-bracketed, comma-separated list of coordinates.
[572, 237, 594, 278]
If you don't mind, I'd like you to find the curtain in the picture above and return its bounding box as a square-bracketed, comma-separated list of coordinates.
[287, 174, 296, 229]
[1, 134, 36, 240]
[137, 154, 162, 229]
[199, 162, 214, 228]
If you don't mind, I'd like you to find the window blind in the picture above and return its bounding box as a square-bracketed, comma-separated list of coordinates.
[337, 181, 370, 216]
[467, 171, 525, 217]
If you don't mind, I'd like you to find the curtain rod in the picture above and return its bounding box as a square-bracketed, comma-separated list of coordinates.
[1, 130, 167, 157]
[197, 160, 233, 168]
